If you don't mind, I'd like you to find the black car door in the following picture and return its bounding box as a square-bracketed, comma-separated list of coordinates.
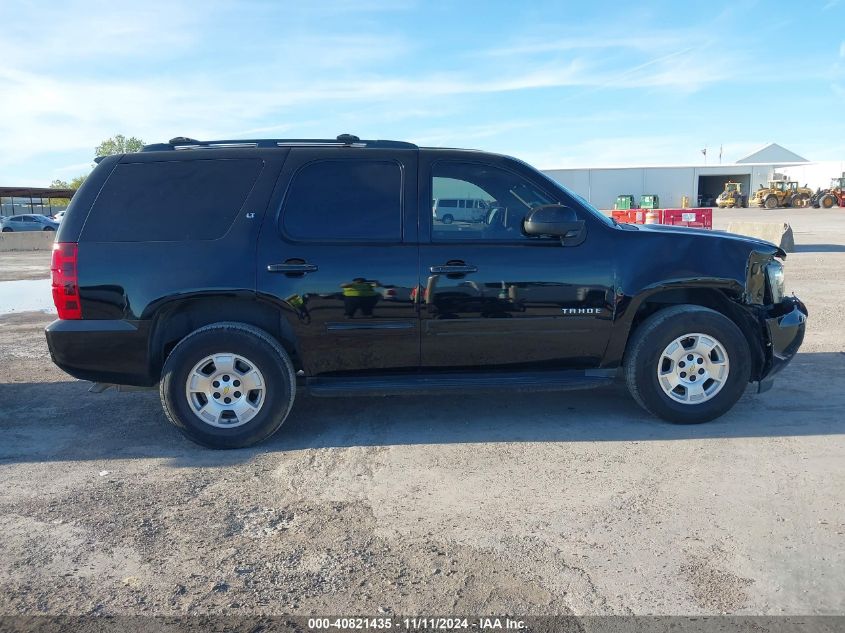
[256, 147, 420, 376]
[418, 152, 615, 370]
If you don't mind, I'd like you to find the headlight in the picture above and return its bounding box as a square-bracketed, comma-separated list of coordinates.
[766, 260, 785, 304]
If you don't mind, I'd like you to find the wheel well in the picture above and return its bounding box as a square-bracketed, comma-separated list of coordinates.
[150, 297, 300, 377]
[630, 288, 766, 379]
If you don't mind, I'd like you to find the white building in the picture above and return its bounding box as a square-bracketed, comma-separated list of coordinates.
[542, 143, 845, 209]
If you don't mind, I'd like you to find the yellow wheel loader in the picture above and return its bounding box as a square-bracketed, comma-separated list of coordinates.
[715, 182, 748, 208]
[751, 180, 813, 209]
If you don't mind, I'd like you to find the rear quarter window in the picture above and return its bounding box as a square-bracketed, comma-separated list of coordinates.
[81, 158, 263, 242]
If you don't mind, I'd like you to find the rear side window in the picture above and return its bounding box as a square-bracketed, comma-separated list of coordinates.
[82, 159, 263, 242]
[281, 159, 402, 242]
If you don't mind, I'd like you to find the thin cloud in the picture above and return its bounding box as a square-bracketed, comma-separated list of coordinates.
[1, 0, 841, 184]
[480, 37, 661, 57]
[0, 51, 740, 176]
[54, 162, 96, 175]
[0, 52, 721, 166]
[413, 121, 538, 146]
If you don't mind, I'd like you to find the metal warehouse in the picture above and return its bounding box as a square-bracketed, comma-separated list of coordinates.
[543, 143, 845, 209]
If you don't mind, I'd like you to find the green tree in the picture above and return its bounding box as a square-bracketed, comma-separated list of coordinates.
[50, 175, 87, 190]
[49, 176, 87, 206]
[95, 134, 145, 157]
[49, 135, 145, 204]
[48, 135, 144, 206]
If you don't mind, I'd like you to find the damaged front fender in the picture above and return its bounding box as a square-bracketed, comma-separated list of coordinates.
[745, 247, 786, 305]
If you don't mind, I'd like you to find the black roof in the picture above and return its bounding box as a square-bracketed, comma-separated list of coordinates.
[142, 134, 417, 152]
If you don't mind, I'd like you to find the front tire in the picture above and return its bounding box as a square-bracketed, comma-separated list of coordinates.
[790, 194, 807, 209]
[1, 227, 11, 232]
[624, 305, 751, 424]
[764, 195, 778, 209]
[820, 194, 835, 209]
[160, 322, 296, 448]
[441, 214, 454, 224]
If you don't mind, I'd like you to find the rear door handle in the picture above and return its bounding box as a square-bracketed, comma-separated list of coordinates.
[430, 264, 478, 274]
[267, 262, 318, 274]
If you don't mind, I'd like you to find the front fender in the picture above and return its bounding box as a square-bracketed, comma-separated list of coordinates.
[602, 279, 745, 368]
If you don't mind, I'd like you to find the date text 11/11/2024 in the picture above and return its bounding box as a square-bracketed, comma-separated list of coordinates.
[307, 616, 527, 630]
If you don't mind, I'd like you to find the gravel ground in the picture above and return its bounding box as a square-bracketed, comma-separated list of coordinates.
[0, 208, 843, 617]
[0, 250, 53, 282]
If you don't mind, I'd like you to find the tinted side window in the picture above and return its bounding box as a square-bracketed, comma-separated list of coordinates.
[281, 160, 402, 242]
[432, 162, 554, 241]
[83, 159, 263, 242]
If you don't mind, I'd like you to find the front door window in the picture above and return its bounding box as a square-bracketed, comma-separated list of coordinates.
[431, 162, 555, 242]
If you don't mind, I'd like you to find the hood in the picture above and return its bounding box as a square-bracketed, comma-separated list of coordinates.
[631, 222, 786, 258]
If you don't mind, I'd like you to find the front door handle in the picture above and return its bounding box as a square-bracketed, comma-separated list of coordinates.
[430, 263, 478, 274]
[267, 262, 318, 274]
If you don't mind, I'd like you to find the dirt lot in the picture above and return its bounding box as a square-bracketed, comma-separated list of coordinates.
[0, 250, 52, 282]
[0, 208, 843, 617]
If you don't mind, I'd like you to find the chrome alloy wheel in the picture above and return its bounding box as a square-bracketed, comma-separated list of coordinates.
[657, 333, 730, 404]
[185, 353, 266, 428]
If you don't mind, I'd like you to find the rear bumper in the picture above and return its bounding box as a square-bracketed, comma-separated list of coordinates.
[761, 296, 807, 381]
[45, 319, 156, 386]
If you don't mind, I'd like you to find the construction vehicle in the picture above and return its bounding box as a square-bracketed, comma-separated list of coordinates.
[715, 181, 748, 208]
[810, 174, 845, 209]
[751, 180, 813, 209]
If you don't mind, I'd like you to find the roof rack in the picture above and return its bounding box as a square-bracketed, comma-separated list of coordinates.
[141, 134, 417, 152]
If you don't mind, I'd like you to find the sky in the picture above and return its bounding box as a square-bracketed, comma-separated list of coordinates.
[1, 0, 843, 186]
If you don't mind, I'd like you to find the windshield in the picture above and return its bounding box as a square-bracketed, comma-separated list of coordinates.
[531, 166, 617, 227]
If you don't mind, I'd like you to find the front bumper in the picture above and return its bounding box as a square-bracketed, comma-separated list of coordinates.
[761, 296, 807, 381]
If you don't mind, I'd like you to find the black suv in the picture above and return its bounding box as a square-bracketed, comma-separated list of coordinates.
[46, 135, 807, 448]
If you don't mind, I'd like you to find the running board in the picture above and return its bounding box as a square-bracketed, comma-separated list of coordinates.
[306, 370, 615, 397]
[88, 382, 155, 393]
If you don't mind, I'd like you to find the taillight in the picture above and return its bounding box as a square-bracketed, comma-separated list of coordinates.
[51, 242, 81, 319]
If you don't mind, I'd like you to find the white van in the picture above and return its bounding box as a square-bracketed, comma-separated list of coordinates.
[433, 198, 490, 224]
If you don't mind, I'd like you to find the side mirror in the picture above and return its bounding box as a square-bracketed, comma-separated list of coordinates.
[523, 205, 586, 246]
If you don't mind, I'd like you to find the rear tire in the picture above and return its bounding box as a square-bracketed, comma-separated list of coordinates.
[820, 194, 835, 209]
[442, 214, 454, 224]
[43, 226, 55, 231]
[623, 305, 751, 424]
[159, 322, 296, 449]
[1, 227, 11, 232]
